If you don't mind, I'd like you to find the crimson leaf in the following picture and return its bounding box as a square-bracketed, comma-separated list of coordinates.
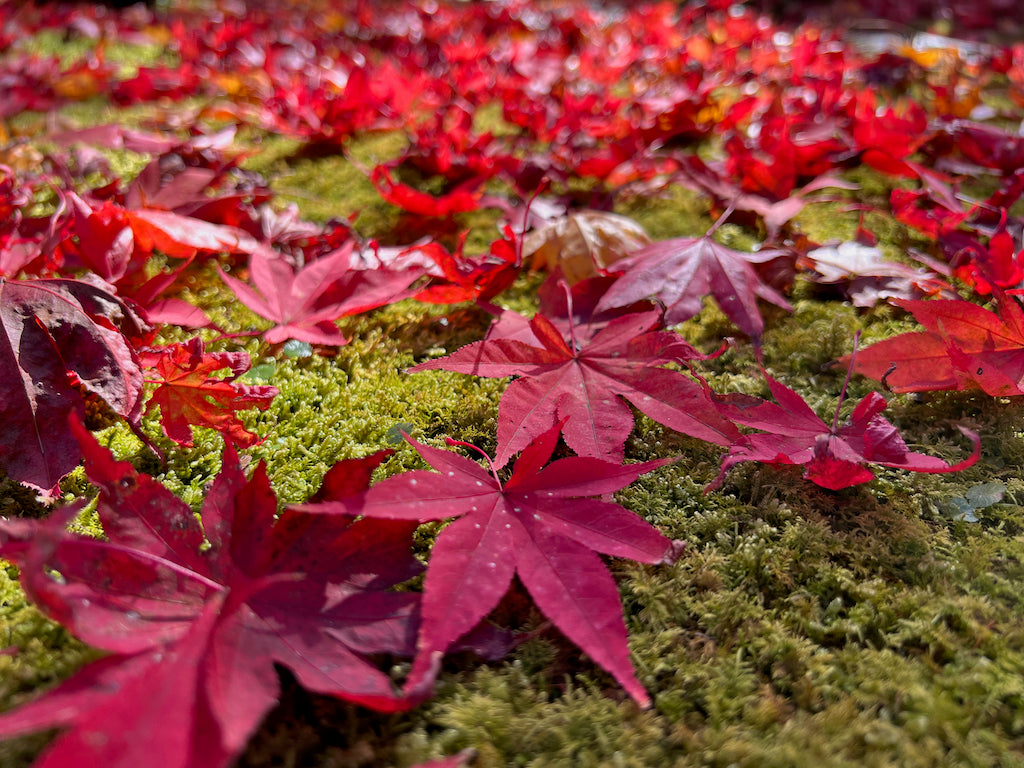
[301, 424, 684, 708]
[0, 424, 422, 768]
[411, 308, 739, 467]
[0, 278, 147, 492]
[848, 293, 1024, 396]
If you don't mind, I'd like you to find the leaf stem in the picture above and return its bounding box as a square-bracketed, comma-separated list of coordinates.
[705, 198, 738, 238]
[560, 279, 579, 352]
[832, 332, 860, 433]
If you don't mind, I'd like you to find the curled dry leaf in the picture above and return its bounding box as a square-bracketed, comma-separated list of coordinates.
[710, 369, 980, 491]
[523, 210, 651, 284]
[0, 277, 147, 493]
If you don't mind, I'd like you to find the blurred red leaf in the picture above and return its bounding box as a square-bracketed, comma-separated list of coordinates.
[0, 427, 423, 768]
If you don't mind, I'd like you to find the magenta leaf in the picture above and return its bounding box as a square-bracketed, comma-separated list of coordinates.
[218, 244, 423, 346]
[301, 424, 683, 708]
[710, 372, 980, 491]
[595, 230, 791, 341]
[413, 308, 739, 467]
[0, 424, 424, 768]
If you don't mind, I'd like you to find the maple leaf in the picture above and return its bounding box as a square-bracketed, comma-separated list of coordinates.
[848, 293, 1024, 396]
[413, 227, 521, 305]
[409, 750, 477, 768]
[709, 365, 980, 491]
[127, 208, 260, 259]
[481, 270, 656, 348]
[301, 424, 684, 708]
[947, 212, 1024, 295]
[370, 165, 486, 217]
[521, 210, 651, 285]
[594, 210, 791, 341]
[0, 277, 147, 493]
[139, 337, 278, 448]
[64, 191, 136, 283]
[0, 425, 423, 768]
[799, 241, 954, 307]
[411, 308, 740, 467]
[218, 243, 423, 345]
[852, 90, 932, 179]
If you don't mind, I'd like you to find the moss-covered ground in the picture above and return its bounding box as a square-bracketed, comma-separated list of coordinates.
[2, 4, 1024, 767]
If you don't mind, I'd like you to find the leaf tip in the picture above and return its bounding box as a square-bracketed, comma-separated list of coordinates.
[660, 539, 686, 566]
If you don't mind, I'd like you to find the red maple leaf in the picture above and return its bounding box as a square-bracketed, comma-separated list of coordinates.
[709, 365, 980, 491]
[411, 308, 740, 468]
[370, 165, 486, 217]
[0, 424, 423, 768]
[218, 243, 423, 345]
[848, 293, 1024, 396]
[0, 278, 147, 493]
[126, 208, 261, 260]
[594, 210, 791, 341]
[139, 337, 278, 448]
[851, 90, 932, 179]
[948, 213, 1024, 295]
[301, 424, 684, 708]
[413, 227, 522, 305]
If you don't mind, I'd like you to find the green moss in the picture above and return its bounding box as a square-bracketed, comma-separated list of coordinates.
[9, 29, 173, 76]
[614, 185, 710, 241]
[259, 131, 408, 237]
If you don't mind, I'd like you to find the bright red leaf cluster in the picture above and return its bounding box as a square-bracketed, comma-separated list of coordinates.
[0, 0, 1017, 764]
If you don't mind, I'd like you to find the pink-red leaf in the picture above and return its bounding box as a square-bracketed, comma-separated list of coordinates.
[0, 425, 424, 768]
[710, 373, 980, 490]
[218, 244, 422, 345]
[412, 309, 739, 467]
[302, 426, 681, 708]
[596, 234, 791, 341]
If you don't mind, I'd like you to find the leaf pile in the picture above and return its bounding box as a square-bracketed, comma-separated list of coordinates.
[0, 0, 1021, 766]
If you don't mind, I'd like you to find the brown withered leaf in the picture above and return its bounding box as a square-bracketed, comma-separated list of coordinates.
[523, 210, 650, 284]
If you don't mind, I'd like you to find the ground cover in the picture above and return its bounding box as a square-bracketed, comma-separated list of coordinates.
[1, 1, 1023, 766]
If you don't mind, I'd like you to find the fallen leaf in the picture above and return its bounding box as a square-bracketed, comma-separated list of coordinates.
[848, 293, 1024, 396]
[710, 368, 980, 490]
[218, 244, 423, 345]
[300, 424, 684, 708]
[0, 426, 423, 768]
[596, 220, 790, 341]
[139, 336, 278, 447]
[411, 308, 739, 467]
[0, 278, 147, 492]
